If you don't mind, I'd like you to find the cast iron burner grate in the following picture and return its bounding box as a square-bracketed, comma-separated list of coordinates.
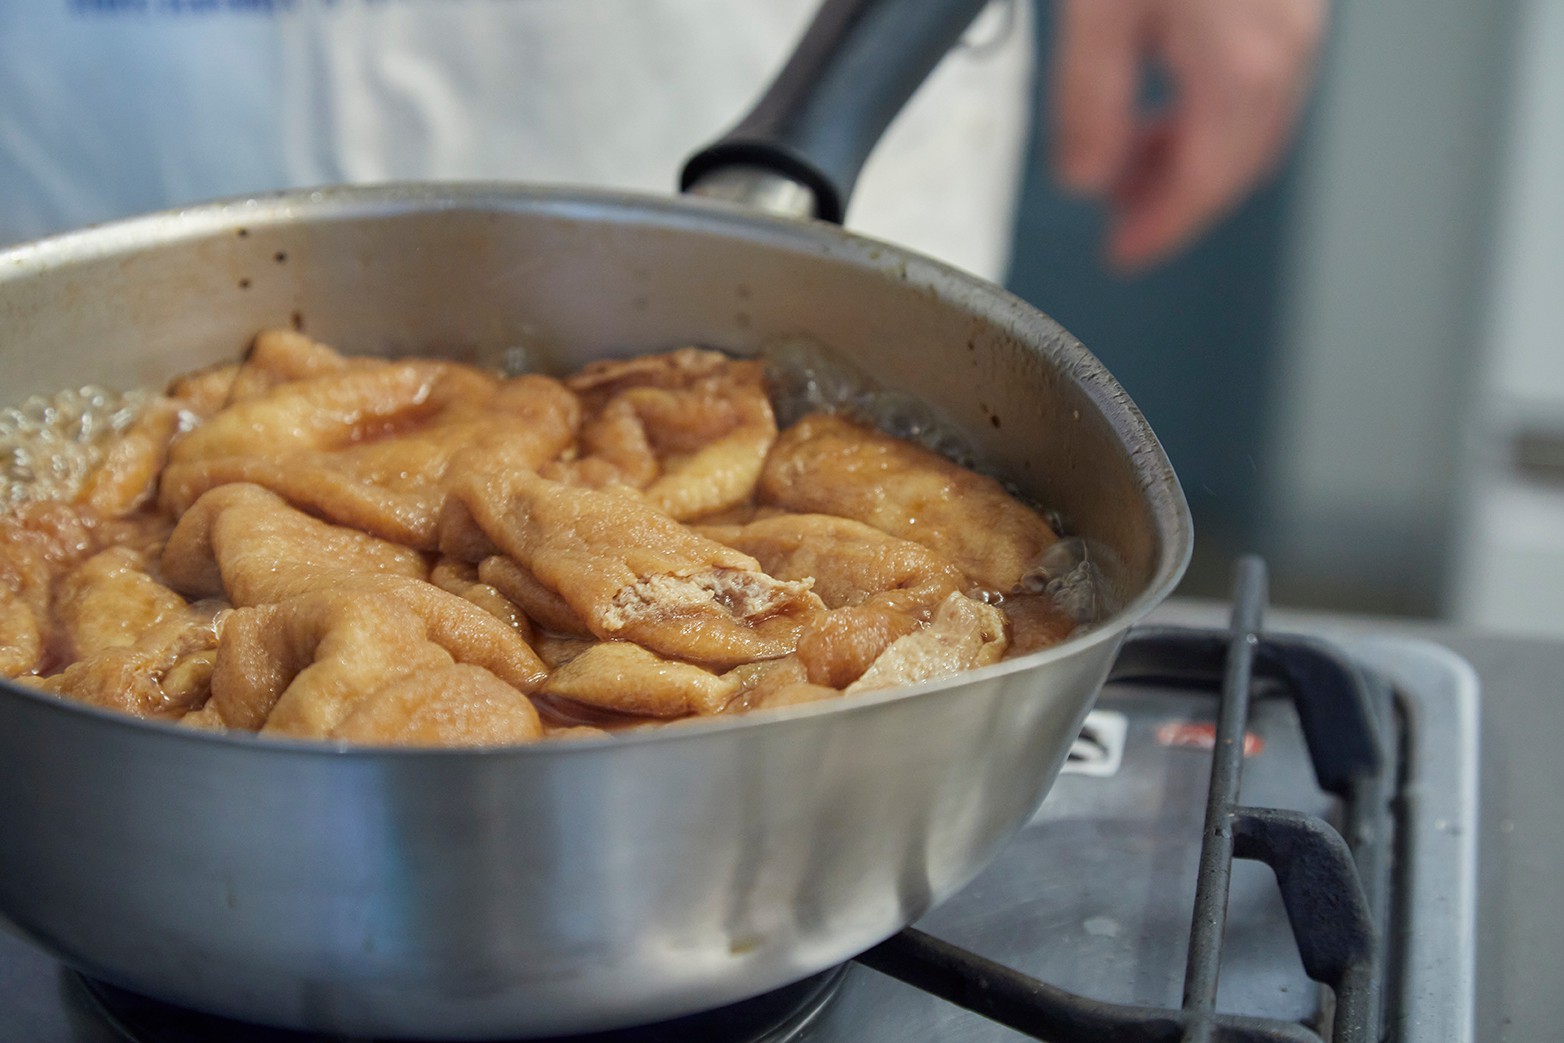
[855, 555, 1397, 1042]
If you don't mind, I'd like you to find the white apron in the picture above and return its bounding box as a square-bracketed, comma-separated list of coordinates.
[0, 0, 1031, 280]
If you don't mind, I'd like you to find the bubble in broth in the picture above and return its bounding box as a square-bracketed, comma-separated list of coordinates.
[0, 387, 165, 509]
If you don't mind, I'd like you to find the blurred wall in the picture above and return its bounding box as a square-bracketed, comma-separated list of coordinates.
[1259, 0, 1516, 617]
[1452, 0, 1564, 636]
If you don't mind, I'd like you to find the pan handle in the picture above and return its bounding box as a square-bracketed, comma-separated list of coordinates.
[680, 0, 994, 223]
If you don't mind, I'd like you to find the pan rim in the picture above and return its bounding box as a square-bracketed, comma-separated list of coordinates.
[0, 180, 1193, 758]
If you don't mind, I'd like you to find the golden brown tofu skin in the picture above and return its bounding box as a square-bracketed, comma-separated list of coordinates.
[29, 613, 219, 719]
[227, 329, 357, 402]
[846, 593, 1009, 695]
[0, 505, 91, 678]
[448, 469, 824, 669]
[156, 483, 550, 738]
[211, 580, 547, 740]
[539, 641, 741, 718]
[697, 513, 965, 613]
[476, 555, 593, 639]
[160, 346, 579, 550]
[3, 333, 1085, 746]
[796, 603, 925, 690]
[758, 412, 1058, 593]
[723, 657, 841, 712]
[330, 663, 544, 747]
[0, 501, 158, 679]
[161, 484, 428, 606]
[548, 348, 779, 522]
[53, 546, 193, 659]
[428, 558, 535, 645]
[74, 400, 184, 520]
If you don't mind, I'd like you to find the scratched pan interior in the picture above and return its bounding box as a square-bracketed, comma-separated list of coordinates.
[0, 184, 1190, 1038]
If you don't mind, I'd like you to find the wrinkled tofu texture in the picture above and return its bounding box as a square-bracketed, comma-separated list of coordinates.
[162, 484, 427, 605]
[450, 469, 822, 668]
[846, 593, 1009, 695]
[214, 591, 453, 735]
[697, 513, 964, 612]
[428, 557, 535, 644]
[619, 374, 776, 520]
[211, 582, 546, 739]
[54, 546, 192, 659]
[75, 400, 185, 519]
[565, 346, 742, 403]
[759, 413, 1058, 592]
[0, 502, 116, 677]
[165, 363, 241, 418]
[476, 555, 592, 639]
[166, 362, 445, 463]
[331, 663, 544, 746]
[539, 641, 740, 718]
[551, 395, 659, 489]
[227, 328, 357, 401]
[723, 657, 840, 712]
[155, 483, 548, 736]
[160, 345, 579, 549]
[3, 334, 1082, 746]
[32, 614, 218, 718]
[550, 348, 778, 520]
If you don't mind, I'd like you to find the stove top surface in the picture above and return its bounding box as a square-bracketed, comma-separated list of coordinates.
[0, 626, 1478, 1043]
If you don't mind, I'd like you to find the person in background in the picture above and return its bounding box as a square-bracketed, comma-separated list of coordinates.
[0, 0, 1324, 281]
[1049, 0, 1326, 272]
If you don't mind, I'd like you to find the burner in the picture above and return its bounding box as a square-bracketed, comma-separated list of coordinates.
[77, 965, 849, 1043]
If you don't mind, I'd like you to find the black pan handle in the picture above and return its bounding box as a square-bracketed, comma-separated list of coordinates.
[680, 0, 994, 223]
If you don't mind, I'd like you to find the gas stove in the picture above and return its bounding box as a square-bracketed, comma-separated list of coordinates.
[0, 560, 1478, 1042]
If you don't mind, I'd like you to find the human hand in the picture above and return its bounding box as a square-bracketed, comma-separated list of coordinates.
[1049, 0, 1328, 271]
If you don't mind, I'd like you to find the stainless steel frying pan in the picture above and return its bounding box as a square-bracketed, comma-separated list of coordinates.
[0, 1, 1191, 1036]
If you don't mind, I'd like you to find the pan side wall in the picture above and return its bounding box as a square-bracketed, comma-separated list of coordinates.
[0, 639, 1118, 1036]
[0, 187, 1185, 1035]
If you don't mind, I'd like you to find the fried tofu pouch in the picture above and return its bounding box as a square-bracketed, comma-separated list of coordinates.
[161, 483, 548, 744]
[758, 412, 1059, 593]
[446, 469, 824, 670]
[551, 347, 779, 520]
[697, 513, 968, 689]
[160, 334, 580, 549]
[2, 332, 1084, 745]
